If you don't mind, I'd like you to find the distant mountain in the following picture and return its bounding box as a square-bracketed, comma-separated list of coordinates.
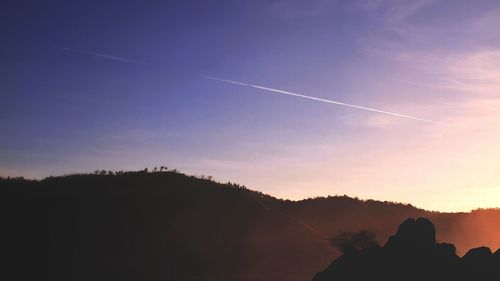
[1, 171, 500, 281]
[313, 217, 500, 281]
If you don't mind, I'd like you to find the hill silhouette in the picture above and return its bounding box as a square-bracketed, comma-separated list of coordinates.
[313, 217, 500, 281]
[1, 170, 500, 281]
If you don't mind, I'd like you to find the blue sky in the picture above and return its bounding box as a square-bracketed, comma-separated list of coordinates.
[3, 0, 500, 211]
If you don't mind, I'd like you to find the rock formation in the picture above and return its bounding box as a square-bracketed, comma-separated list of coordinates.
[313, 217, 499, 281]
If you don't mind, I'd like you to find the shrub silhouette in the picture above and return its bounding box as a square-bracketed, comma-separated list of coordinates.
[329, 230, 378, 254]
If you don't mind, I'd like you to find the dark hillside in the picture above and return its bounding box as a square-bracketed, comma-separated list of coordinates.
[1, 172, 330, 281]
[2, 171, 500, 281]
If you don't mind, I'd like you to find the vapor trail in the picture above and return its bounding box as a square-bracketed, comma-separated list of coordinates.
[53, 46, 148, 65]
[203, 75, 439, 124]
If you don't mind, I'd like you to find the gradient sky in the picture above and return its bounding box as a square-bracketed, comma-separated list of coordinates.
[2, 0, 500, 211]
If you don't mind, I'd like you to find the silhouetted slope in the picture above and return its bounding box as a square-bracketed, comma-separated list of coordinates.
[1, 172, 500, 281]
[312, 218, 500, 281]
[1, 172, 331, 281]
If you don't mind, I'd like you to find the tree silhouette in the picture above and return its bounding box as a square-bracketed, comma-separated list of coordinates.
[329, 230, 378, 254]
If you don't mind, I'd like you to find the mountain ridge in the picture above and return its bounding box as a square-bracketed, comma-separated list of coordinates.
[2, 170, 500, 281]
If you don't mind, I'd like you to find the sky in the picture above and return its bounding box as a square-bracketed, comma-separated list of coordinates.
[2, 0, 500, 212]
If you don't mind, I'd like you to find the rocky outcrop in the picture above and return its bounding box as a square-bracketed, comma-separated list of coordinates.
[313, 218, 499, 281]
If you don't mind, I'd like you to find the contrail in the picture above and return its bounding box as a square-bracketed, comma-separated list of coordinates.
[53, 46, 148, 65]
[203, 75, 440, 124]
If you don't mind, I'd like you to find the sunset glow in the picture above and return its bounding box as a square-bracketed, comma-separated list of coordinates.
[3, 0, 500, 212]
